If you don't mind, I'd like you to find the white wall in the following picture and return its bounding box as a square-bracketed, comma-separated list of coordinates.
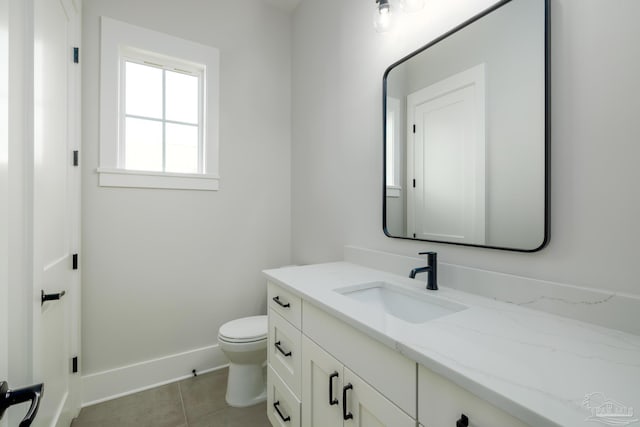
[291, 0, 640, 297]
[82, 0, 291, 376]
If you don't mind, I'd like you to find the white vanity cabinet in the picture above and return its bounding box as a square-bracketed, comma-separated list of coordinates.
[418, 365, 531, 427]
[267, 281, 417, 427]
[263, 262, 637, 427]
[267, 278, 533, 427]
[301, 301, 416, 418]
[302, 336, 415, 427]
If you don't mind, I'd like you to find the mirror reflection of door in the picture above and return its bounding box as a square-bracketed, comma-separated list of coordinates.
[407, 64, 485, 244]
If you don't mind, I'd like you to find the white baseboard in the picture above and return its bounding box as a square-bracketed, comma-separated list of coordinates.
[81, 344, 228, 407]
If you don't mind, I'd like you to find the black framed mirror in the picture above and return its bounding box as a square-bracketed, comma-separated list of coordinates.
[383, 0, 549, 252]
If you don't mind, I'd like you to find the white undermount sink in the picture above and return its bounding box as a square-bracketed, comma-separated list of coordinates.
[336, 281, 467, 323]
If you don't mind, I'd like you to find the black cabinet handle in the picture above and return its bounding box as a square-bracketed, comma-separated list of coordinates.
[342, 383, 353, 420]
[272, 296, 290, 308]
[457, 413, 469, 427]
[274, 341, 292, 357]
[41, 290, 66, 306]
[273, 400, 290, 422]
[0, 381, 44, 427]
[328, 371, 339, 405]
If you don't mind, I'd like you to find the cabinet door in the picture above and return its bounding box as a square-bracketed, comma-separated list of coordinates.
[302, 336, 344, 427]
[269, 309, 302, 398]
[303, 301, 416, 417]
[343, 367, 415, 427]
[419, 365, 531, 427]
[268, 281, 302, 328]
[268, 366, 301, 427]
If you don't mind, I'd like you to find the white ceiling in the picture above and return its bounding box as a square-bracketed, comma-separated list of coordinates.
[263, 0, 302, 13]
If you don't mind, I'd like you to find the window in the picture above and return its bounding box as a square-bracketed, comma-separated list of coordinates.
[99, 17, 220, 190]
[386, 97, 401, 198]
[121, 52, 203, 174]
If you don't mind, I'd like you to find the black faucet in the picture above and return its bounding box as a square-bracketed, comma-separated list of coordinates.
[409, 251, 438, 291]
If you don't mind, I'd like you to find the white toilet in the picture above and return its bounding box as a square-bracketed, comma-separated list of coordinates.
[217, 315, 268, 407]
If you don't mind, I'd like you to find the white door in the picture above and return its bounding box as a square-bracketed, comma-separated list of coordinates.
[342, 367, 414, 427]
[32, 0, 81, 425]
[407, 64, 486, 245]
[302, 336, 343, 427]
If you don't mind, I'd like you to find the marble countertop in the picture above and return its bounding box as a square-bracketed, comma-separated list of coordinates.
[263, 262, 640, 427]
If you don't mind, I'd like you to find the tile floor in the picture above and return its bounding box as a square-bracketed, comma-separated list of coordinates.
[71, 368, 271, 427]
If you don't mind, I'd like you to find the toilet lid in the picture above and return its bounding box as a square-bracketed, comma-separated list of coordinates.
[219, 315, 268, 343]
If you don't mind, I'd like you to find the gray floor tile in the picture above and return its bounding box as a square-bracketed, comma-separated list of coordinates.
[72, 383, 186, 427]
[188, 403, 270, 427]
[71, 368, 267, 427]
[179, 370, 229, 424]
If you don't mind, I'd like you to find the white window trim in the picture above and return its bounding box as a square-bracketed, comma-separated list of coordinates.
[99, 16, 220, 190]
[386, 185, 402, 198]
[386, 96, 402, 198]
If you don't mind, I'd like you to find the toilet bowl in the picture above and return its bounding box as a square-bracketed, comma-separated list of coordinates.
[218, 315, 268, 407]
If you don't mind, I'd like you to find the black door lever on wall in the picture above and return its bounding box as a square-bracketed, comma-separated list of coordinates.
[41, 289, 66, 306]
[0, 381, 44, 427]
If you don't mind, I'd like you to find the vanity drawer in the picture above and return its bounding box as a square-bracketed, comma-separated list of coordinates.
[268, 308, 302, 398]
[267, 366, 301, 427]
[268, 281, 302, 329]
[418, 365, 531, 427]
[302, 301, 416, 418]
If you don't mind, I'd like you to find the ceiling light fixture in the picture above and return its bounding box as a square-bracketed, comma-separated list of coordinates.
[373, 0, 393, 33]
[374, 0, 425, 33]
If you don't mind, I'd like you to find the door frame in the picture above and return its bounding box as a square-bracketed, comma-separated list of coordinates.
[1, 0, 10, 424]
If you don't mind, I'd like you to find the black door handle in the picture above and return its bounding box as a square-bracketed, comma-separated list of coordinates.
[342, 383, 353, 420]
[457, 413, 469, 427]
[41, 290, 66, 306]
[328, 371, 339, 405]
[0, 381, 44, 427]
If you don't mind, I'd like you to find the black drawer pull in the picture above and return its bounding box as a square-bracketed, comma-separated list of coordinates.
[274, 341, 292, 357]
[457, 413, 469, 427]
[329, 371, 339, 405]
[273, 400, 290, 422]
[342, 383, 353, 420]
[272, 296, 290, 308]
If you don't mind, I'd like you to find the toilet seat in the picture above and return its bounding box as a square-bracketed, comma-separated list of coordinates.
[218, 315, 267, 343]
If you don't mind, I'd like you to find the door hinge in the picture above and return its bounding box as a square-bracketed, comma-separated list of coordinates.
[72, 356, 78, 374]
[72, 254, 78, 270]
[73, 150, 79, 166]
[73, 47, 79, 64]
[413, 124, 416, 133]
[413, 233, 416, 238]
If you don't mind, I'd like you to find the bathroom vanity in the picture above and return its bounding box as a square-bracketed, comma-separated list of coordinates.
[264, 263, 640, 427]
